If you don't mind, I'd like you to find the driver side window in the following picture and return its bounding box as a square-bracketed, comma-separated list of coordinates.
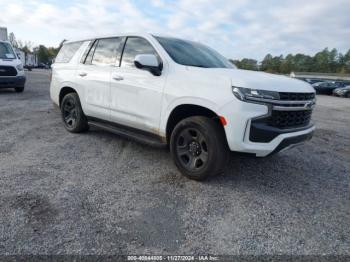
[121, 37, 159, 68]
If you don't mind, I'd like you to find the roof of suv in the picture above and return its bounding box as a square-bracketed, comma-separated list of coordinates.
[64, 32, 157, 44]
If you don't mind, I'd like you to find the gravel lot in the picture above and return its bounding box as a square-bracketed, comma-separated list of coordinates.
[0, 70, 349, 255]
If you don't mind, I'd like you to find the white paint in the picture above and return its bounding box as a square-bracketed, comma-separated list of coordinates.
[50, 33, 315, 156]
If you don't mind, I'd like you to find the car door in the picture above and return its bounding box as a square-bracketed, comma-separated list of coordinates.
[110, 36, 166, 134]
[76, 37, 123, 121]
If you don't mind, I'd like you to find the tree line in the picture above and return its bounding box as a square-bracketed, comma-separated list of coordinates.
[8, 31, 350, 73]
[230, 48, 350, 74]
[8, 32, 62, 64]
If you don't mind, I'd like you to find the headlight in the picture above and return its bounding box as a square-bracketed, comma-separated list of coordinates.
[232, 86, 280, 101]
[16, 64, 24, 71]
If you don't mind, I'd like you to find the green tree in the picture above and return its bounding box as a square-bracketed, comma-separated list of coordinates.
[313, 48, 331, 72]
[36, 45, 50, 64]
[280, 54, 294, 74]
[8, 32, 18, 48]
[342, 49, 350, 73]
[234, 58, 258, 70]
[260, 54, 273, 72]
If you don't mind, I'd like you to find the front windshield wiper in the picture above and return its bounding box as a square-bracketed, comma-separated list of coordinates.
[186, 64, 208, 68]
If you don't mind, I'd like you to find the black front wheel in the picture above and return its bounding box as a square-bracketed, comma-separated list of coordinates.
[170, 116, 229, 181]
[61, 93, 89, 133]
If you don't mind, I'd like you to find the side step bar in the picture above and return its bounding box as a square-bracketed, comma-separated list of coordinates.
[88, 120, 167, 148]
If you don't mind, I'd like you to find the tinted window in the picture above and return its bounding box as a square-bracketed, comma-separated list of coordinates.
[155, 36, 233, 69]
[92, 38, 123, 66]
[121, 37, 158, 68]
[55, 41, 83, 63]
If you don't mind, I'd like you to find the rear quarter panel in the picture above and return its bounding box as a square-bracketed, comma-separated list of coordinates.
[50, 41, 90, 107]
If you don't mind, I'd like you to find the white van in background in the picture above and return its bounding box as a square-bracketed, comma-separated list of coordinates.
[0, 40, 26, 92]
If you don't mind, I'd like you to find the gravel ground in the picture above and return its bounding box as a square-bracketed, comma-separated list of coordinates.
[0, 70, 349, 255]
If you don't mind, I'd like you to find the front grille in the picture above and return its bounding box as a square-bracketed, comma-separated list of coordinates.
[268, 110, 312, 129]
[0, 66, 17, 76]
[279, 92, 315, 101]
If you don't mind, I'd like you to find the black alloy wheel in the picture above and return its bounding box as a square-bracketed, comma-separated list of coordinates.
[60, 93, 89, 133]
[175, 128, 209, 172]
[170, 116, 229, 180]
[62, 97, 77, 128]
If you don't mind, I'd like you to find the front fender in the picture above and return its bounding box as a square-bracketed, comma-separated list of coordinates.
[159, 96, 221, 137]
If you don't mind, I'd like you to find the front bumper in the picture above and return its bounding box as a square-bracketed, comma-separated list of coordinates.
[219, 99, 315, 157]
[268, 130, 314, 156]
[0, 76, 26, 88]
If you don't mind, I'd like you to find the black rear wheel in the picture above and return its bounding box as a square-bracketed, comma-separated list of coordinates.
[61, 93, 89, 133]
[170, 116, 229, 181]
[15, 86, 24, 93]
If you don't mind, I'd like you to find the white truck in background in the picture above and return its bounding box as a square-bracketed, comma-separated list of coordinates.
[16, 49, 38, 70]
[1, 27, 38, 70]
[0, 27, 8, 41]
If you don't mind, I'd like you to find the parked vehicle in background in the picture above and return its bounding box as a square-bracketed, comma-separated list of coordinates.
[37, 62, 50, 69]
[15, 49, 38, 71]
[50, 33, 316, 180]
[333, 86, 350, 98]
[312, 81, 345, 95]
[0, 40, 26, 92]
[302, 78, 325, 85]
[25, 53, 38, 71]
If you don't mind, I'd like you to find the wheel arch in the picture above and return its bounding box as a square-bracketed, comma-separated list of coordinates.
[59, 86, 78, 107]
[165, 103, 227, 144]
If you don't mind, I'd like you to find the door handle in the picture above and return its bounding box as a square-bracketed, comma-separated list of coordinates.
[112, 75, 124, 81]
[79, 72, 87, 77]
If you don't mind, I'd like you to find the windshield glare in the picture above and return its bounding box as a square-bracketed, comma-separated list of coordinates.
[155, 36, 234, 69]
[0, 42, 16, 59]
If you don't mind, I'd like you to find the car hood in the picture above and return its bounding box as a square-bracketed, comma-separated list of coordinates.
[187, 67, 315, 93]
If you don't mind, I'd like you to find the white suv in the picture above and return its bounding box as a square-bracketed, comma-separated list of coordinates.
[50, 33, 315, 180]
[0, 40, 26, 92]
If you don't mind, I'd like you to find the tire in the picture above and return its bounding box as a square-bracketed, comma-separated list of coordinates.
[170, 116, 229, 181]
[346, 92, 350, 98]
[15, 86, 24, 93]
[60, 92, 89, 133]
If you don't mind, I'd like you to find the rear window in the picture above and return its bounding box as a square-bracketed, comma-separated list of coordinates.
[0, 42, 16, 59]
[55, 41, 83, 63]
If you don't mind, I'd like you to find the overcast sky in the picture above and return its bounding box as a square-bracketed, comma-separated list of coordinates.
[0, 0, 349, 60]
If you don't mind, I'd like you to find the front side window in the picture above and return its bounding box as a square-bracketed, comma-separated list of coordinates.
[92, 37, 123, 66]
[0, 42, 16, 59]
[55, 41, 83, 63]
[121, 37, 159, 68]
[155, 36, 234, 69]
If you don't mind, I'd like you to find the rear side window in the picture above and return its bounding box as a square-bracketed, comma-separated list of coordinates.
[121, 37, 158, 68]
[80, 40, 94, 64]
[84, 40, 98, 65]
[91, 37, 123, 66]
[55, 41, 83, 63]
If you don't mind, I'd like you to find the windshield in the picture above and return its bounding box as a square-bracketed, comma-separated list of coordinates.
[155, 36, 234, 69]
[0, 42, 16, 59]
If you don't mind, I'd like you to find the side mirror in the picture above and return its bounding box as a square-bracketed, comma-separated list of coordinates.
[134, 54, 162, 76]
